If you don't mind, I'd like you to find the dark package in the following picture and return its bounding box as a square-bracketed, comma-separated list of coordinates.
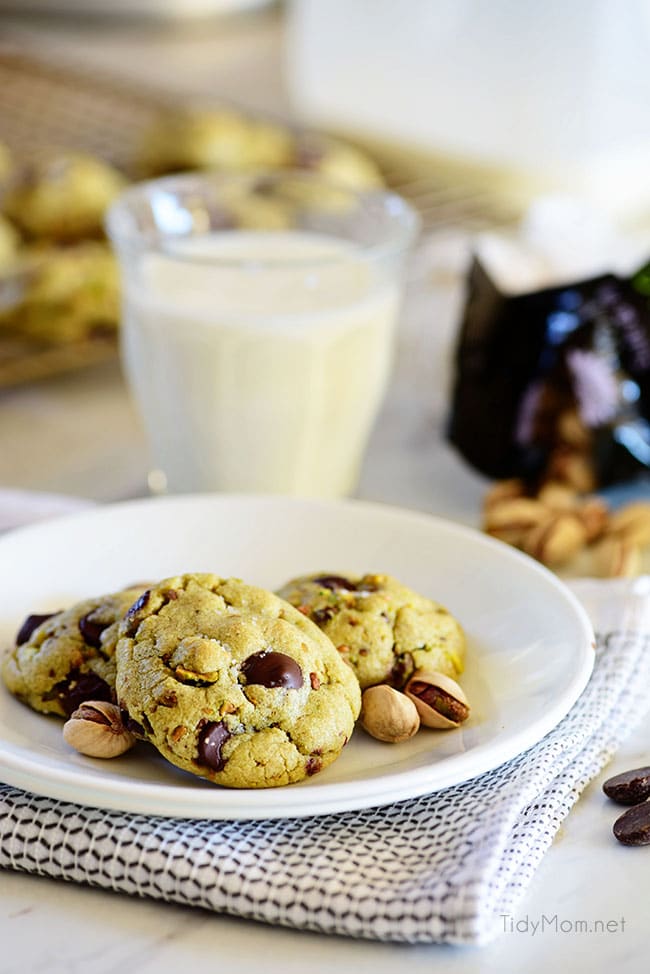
[447, 257, 650, 489]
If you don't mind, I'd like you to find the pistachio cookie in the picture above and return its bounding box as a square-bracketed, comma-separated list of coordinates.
[115, 574, 361, 789]
[137, 109, 293, 177]
[0, 214, 19, 272]
[0, 242, 120, 343]
[1, 586, 147, 718]
[4, 152, 125, 242]
[276, 573, 465, 690]
[294, 136, 384, 189]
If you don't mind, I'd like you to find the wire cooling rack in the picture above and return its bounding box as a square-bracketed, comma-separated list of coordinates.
[0, 48, 516, 387]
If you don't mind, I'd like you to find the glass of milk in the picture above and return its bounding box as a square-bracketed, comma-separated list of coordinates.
[106, 171, 418, 496]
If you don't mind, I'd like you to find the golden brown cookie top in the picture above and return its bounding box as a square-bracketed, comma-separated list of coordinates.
[115, 573, 360, 788]
[277, 572, 465, 689]
[1, 585, 146, 717]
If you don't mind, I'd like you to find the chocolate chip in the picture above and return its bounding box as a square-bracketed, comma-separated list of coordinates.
[613, 802, 650, 845]
[312, 575, 356, 591]
[78, 611, 109, 648]
[174, 675, 213, 688]
[16, 612, 60, 646]
[120, 709, 145, 739]
[88, 321, 115, 341]
[306, 756, 322, 776]
[312, 606, 337, 625]
[122, 590, 151, 636]
[126, 589, 150, 618]
[241, 651, 303, 689]
[603, 767, 650, 806]
[309, 672, 320, 690]
[53, 670, 112, 717]
[197, 721, 230, 772]
[390, 653, 414, 689]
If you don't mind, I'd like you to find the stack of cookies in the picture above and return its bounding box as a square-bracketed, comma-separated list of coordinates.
[0, 109, 383, 350]
[1, 571, 467, 789]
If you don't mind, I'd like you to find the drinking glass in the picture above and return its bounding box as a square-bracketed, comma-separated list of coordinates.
[106, 170, 419, 496]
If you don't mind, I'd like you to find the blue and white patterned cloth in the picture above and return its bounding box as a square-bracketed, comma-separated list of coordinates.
[2, 578, 649, 945]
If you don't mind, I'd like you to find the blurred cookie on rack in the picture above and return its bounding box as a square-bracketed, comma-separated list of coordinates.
[136, 108, 384, 191]
[136, 108, 294, 177]
[3, 152, 125, 242]
[0, 215, 19, 272]
[0, 242, 119, 343]
[294, 134, 384, 190]
[0, 141, 14, 187]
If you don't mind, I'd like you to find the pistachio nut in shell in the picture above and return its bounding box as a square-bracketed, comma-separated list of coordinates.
[590, 534, 641, 579]
[63, 700, 136, 758]
[609, 502, 650, 547]
[404, 669, 470, 729]
[483, 478, 526, 511]
[360, 684, 420, 743]
[536, 481, 578, 512]
[482, 497, 547, 533]
[523, 511, 587, 567]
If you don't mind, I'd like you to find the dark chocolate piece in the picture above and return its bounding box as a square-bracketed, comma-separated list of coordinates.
[603, 766, 650, 806]
[16, 612, 60, 646]
[613, 802, 650, 846]
[312, 606, 337, 625]
[312, 575, 356, 591]
[197, 721, 230, 772]
[306, 755, 322, 776]
[52, 670, 112, 717]
[78, 612, 109, 649]
[241, 651, 303, 689]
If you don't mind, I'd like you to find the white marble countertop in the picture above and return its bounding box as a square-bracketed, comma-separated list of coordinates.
[1, 10, 650, 973]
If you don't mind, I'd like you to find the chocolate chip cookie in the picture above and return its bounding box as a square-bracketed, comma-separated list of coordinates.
[115, 574, 361, 789]
[137, 109, 293, 177]
[276, 573, 465, 690]
[294, 135, 384, 189]
[0, 242, 120, 344]
[1, 586, 146, 717]
[4, 152, 125, 242]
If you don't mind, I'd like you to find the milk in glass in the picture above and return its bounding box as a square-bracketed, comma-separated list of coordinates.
[122, 231, 400, 495]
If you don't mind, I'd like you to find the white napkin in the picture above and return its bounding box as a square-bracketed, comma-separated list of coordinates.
[1, 576, 649, 945]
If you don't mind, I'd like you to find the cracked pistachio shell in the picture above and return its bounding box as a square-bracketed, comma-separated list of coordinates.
[404, 670, 470, 729]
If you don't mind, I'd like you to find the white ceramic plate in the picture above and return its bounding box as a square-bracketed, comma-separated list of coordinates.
[0, 495, 594, 820]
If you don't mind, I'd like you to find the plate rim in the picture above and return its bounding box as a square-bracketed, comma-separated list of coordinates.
[0, 493, 595, 820]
